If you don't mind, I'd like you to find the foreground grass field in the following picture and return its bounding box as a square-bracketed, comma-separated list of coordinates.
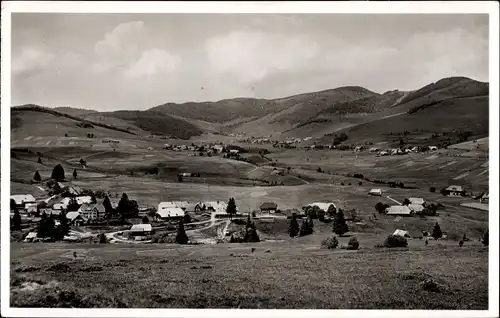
[10, 242, 488, 309]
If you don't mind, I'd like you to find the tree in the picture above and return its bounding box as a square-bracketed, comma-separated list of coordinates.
[375, 202, 386, 214]
[73, 169, 78, 179]
[37, 157, 42, 164]
[429, 187, 436, 193]
[402, 198, 410, 206]
[116, 193, 130, 221]
[12, 209, 22, 231]
[288, 214, 299, 237]
[91, 194, 97, 204]
[37, 212, 56, 240]
[99, 233, 107, 244]
[175, 219, 189, 244]
[226, 198, 237, 220]
[432, 222, 443, 240]
[183, 213, 192, 224]
[327, 204, 337, 216]
[10, 198, 17, 211]
[299, 218, 313, 237]
[79, 158, 86, 167]
[244, 219, 260, 242]
[347, 237, 360, 250]
[142, 216, 149, 224]
[103, 195, 114, 217]
[56, 212, 70, 240]
[51, 164, 65, 181]
[66, 198, 80, 212]
[177, 174, 183, 182]
[333, 208, 349, 236]
[317, 167, 322, 173]
[287, 167, 291, 173]
[318, 209, 326, 222]
[482, 230, 489, 246]
[33, 170, 42, 183]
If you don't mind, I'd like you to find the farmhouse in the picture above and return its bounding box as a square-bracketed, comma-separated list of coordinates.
[379, 151, 389, 156]
[78, 203, 106, 221]
[11, 194, 36, 210]
[369, 147, 380, 152]
[53, 196, 93, 211]
[205, 201, 228, 213]
[393, 229, 411, 238]
[212, 145, 224, 153]
[260, 202, 278, 213]
[354, 146, 364, 152]
[156, 207, 185, 220]
[129, 224, 152, 237]
[408, 204, 425, 213]
[368, 189, 382, 196]
[408, 197, 425, 205]
[386, 205, 413, 216]
[444, 185, 466, 197]
[307, 202, 336, 212]
[65, 211, 86, 226]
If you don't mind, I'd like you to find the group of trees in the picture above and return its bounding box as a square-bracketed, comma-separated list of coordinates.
[226, 198, 237, 219]
[36, 212, 70, 241]
[231, 215, 260, 243]
[289, 207, 349, 238]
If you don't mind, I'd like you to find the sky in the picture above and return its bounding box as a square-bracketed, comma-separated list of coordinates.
[11, 13, 489, 111]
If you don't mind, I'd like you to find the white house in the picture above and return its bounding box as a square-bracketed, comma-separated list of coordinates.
[408, 204, 425, 213]
[429, 146, 438, 151]
[307, 202, 336, 212]
[393, 229, 411, 238]
[368, 189, 383, 196]
[205, 201, 228, 213]
[78, 203, 106, 221]
[386, 205, 413, 216]
[408, 197, 425, 205]
[156, 207, 185, 220]
[129, 223, 152, 236]
[11, 194, 36, 209]
[53, 196, 93, 211]
[444, 185, 466, 197]
[65, 211, 87, 226]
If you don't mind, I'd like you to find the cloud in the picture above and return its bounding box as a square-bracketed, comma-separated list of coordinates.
[125, 48, 181, 79]
[206, 30, 320, 84]
[12, 47, 55, 76]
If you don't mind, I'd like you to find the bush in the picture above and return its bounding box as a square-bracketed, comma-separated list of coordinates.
[99, 233, 107, 244]
[375, 202, 386, 214]
[429, 187, 436, 193]
[321, 235, 339, 249]
[51, 164, 65, 181]
[358, 181, 362, 186]
[317, 167, 322, 173]
[482, 230, 489, 246]
[347, 237, 359, 250]
[440, 188, 447, 196]
[432, 222, 443, 240]
[384, 235, 408, 248]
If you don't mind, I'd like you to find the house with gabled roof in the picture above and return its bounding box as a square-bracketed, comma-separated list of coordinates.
[444, 185, 466, 197]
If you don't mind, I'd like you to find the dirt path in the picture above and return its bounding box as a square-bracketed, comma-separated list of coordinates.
[385, 196, 402, 205]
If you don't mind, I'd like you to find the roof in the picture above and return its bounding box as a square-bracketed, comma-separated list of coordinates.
[156, 207, 185, 218]
[408, 197, 425, 205]
[158, 202, 179, 210]
[130, 224, 152, 232]
[408, 204, 425, 212]
[369, 189, 382, 194]
[393, 229, 410, 237]
[184, 203, 198, 212]
[205, 201, 228, 212]
[386, 205, 412, 215]
[65, 211, 86, 222]
[78, 203, 105, 213]
[76, 196, 93, 205]
[446, 185, 465, 192]
[260, 202, 278, 210]
[308, 202, 336, 211]
[11, 194, 36, 205]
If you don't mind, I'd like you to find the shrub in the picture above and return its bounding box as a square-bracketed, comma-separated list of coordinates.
[358, 181, 362, 186]
[482, 230, 489, 246]
[384, 234, 408, 247]
[141, 216, 149, 224]
[440, 188, 447, 196]
[432, 222, 443, 240]
[429, 187, 436, 193]
[402, 198, 410, 206]
[175, 219, 189, 244]
[321, 235, 339, 249]
[33, 170, 42, 183]
[375, 202, 386, 214]
[347, 237, 359, 250]
[317, 167, 322, 173]
[333, 209, 348, 236]
[289, 214, 300, 237]
[99, 233, 107, 244]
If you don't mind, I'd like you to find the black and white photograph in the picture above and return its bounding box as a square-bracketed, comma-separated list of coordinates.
[1, 1, 498, 317]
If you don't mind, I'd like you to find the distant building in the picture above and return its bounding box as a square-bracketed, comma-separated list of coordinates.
[65, 211, 86, 226]
[306, 202, 336, 212]
[129, 224, 152, 237]
[10, 194, 36, 210]
[156, 207, 185, 220]
[260, 202, 278, 214]
[386, 205, 413, 216]
[368, 189, 382, 196]
[480, 193, 489, 204]
[429, 146, 438, 151]
[205, 201, 228, 213]
[443, 185, 466, 197]
[78, 203, 106, 221]
[408, 197, 425, 205]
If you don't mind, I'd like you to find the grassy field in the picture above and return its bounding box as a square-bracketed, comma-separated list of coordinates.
[10, 242, 488, 309]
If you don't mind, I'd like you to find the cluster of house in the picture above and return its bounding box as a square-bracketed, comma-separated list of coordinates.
[155, 200, 230, 220]
[163, 143, 226, 154]
[374, 145, 439, 156]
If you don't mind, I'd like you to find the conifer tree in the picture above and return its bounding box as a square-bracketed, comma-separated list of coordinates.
[333, 208, 349, 236]
[175, 219, 189, 244]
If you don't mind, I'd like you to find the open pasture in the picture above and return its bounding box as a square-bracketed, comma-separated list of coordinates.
[10, 242, 488, 309]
